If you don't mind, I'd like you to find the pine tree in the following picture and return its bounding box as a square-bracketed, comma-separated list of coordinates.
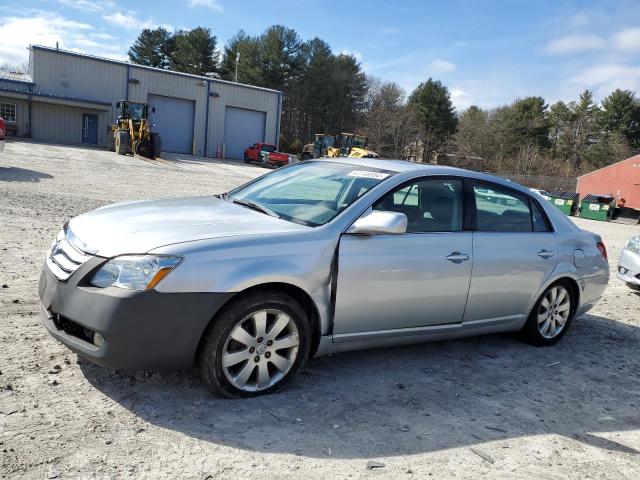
[170, 27, 220, 76]
[408, 79, 457, 161]
[128, 28, 173, 68]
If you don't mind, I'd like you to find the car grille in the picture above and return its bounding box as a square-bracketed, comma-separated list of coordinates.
[46, 229, 93, 281]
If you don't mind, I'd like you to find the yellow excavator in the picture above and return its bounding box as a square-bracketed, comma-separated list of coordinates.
[300, 133, 379, 160]
[108, 100, 161, 159]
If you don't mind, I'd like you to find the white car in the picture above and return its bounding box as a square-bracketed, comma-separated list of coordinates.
[530, 188, 550, 200]
[617, 236, 640, 291]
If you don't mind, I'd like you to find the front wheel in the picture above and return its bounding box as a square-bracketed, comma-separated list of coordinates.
[198, 291, 311, 397]
[522, 281, 574, 346]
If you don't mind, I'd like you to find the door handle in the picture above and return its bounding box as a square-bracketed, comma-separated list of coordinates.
[446, 252, 469, 262]
[538, 250, 554, 259]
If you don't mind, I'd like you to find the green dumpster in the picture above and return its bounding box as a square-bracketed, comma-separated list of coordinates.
[578, 194, 615, 221]
[547, 192, 579, 216]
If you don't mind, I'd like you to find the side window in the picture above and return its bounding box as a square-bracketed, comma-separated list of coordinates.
[473, 183, 533, 232]
[374, 178, 464, 233]
[531, 200, 551, 232]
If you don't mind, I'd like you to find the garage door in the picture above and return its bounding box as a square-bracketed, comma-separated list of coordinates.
[224, 107, 266, 159]
[147, 94, 194, 154]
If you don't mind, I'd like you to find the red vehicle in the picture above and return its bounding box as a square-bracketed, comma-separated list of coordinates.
[0, 117, 5, 153]
[243, 142, 290, 167]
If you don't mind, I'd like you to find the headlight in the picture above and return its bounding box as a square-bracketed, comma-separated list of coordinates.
[626, 237, 640, 254]
[90, 255, 182, 290]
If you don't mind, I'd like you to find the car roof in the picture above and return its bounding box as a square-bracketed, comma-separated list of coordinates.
[315, 157, 531, 194]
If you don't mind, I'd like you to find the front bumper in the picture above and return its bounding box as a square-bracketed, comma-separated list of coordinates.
[38, 259, 233, 369]
[617, 248, 640, 287]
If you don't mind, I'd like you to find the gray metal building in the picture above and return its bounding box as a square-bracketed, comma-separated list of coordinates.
[0, 45, 282, 158]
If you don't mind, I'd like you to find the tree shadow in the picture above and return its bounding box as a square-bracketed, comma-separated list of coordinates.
[0, 166, 53, 183]
[79, 313, 640, 459]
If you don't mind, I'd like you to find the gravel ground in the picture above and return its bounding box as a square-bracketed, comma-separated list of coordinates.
[1, 140, 639, 479]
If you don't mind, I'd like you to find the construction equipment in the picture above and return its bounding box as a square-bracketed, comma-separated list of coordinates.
[108, 100, 161, 159]
[300, 133, 378, 160]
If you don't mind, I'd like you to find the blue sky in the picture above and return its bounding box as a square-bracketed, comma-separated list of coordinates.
[1, 0, 640, 110]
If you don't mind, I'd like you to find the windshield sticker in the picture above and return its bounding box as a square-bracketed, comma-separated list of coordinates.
[347, 170, 390, 180]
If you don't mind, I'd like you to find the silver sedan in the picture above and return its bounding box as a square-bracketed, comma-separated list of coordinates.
[617, 235, 640, 291]
[39, 158, 609, 397]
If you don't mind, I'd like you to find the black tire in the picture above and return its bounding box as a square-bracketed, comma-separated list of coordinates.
[115, 130, 129, 155]
[151, 133, 161, 159]
[627, 283, 640, 291]
[198, 290, 311, 398]
[244, 154, 250, 163]
[522, 280, 575, 346]
[107, 130, 116, 152]
[301, 153, 312, 161]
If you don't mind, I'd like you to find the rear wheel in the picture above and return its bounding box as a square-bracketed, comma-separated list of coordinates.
[522, 281, 574, 346]
[114, 130, 129, 155]
[151, 133, 161, 158]
[198, 291, 311, 397]
[244, 154, 250, 163]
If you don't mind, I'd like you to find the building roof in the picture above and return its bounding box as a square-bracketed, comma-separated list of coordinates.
[31, 45, 282, 95]
[578, 154, 640, 178]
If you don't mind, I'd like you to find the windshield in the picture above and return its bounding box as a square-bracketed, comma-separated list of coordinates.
[227, 161, 395, 226]
[260, 144, 276, 152]
[126, 102, 146, 121]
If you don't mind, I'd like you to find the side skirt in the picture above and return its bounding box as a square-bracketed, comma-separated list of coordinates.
[313, 314, 526, 357]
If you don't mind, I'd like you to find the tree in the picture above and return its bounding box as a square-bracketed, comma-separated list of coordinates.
[259, 25, 304, 92]
[548, 101, 571, 159]
[170, 27, 219, 76]
[219, 30, 263, 85]
[128, 28, 173, 68]
[599, 89, 640, 149]
[408, 79, 457, 162]
[455, 106, 490, 168]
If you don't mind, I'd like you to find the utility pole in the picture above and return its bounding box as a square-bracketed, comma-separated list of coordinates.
[234, 51, 240, 83]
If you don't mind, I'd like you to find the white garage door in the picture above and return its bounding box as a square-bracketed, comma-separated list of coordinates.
[224, 107, 266, 159]
[147, 94, 195, 154]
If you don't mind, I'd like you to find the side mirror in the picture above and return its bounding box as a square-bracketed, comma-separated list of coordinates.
[346, 210, 407, 235]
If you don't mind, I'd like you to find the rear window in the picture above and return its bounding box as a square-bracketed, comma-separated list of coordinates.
[473, 182, 550, 233]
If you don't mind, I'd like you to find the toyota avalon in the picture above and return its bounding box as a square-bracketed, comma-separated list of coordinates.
[39, 158, 609, 397]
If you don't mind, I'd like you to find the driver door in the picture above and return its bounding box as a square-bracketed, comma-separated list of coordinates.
[333, 177, 473, 337]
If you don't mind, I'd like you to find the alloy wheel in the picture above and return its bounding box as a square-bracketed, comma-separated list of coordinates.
[537, 285, 571, 339]
[222, 309, 299, 392]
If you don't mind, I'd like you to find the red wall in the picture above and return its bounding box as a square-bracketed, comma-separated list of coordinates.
[577, 155, 640, 209]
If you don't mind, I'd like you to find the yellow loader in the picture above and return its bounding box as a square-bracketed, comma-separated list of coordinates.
[108, 100, 161, 159]
[300, 133, 378, 160]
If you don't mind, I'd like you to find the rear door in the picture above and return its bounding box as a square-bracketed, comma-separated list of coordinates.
[333, 177, 473, 336]
[464, 181, 558, 323]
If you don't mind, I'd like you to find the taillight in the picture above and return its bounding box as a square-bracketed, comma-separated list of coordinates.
[596, 241, 607, 260]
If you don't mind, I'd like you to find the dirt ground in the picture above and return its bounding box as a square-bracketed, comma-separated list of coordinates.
[1, 140, 639, 479]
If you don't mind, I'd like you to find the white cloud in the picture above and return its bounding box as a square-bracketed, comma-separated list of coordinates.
[338, 48, 363, 61]
[450, 88, 472, 110]
[614, 27, 640, 52]
[380, 27, 398, 35]
[102, 12, 172, 33]
[103, 12, 152, 30]
[0, 13, 92, 65]
[188, 0, 223, 12]
[569, 63, 640, 97]
[428, 58, 456, 74]
[546, 34, 604, 54]
[0, 12, 126, 67]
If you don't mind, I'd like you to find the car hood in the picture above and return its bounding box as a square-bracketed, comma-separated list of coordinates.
[68, 196, 309, 257]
